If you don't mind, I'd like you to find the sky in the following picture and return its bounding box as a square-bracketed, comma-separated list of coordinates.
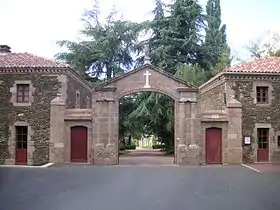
[0, 0, 280, 63]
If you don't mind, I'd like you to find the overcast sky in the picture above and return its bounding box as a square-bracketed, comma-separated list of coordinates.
[1, 0, 280, 62]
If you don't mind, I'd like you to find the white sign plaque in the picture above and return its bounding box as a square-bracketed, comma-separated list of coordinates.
[144, 70, 151, 88]
[244, 137, 251, 145]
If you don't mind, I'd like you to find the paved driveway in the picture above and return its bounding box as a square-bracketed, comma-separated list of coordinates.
[0, 165, 280, 210]
[119, 149, 174, 166]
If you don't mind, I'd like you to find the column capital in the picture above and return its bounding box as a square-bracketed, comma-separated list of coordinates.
[179, 98, 197, 103]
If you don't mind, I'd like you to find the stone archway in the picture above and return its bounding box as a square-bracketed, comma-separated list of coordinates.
[92, 64, 200, 165]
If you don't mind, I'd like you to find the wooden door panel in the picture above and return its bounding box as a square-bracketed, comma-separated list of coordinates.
[257, 149, 269, 162]
[206, 128, 222, 164]
[257, 128, 269, 162]
[15, 149, 27, 165]
[71, 126, 88, 163]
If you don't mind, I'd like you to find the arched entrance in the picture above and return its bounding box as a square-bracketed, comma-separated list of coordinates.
[92, 64, 200, 165]
[205, 127, 222, 164]
[70, 126, 88, 163]
[118, 91, 175, 165]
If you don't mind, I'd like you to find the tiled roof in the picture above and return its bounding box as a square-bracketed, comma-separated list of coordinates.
[223, 56, 280, 73]
[0, 52, 70, 69]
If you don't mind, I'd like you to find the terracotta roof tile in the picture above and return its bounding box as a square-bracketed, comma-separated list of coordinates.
[223, 56, 280, 73]
[0, 52, 69, 69]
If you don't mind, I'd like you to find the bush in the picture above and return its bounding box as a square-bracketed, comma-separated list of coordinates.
[166, 149, 174, 156]
[124, 145, 136, 150]
[152, 144, 165, 149]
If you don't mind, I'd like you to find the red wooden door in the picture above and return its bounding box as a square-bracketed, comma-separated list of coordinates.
[71, 126, 88, 163]
[257, 128, 269, 162]
[257, 149, 269, 162]
[206, 128, 222, 164]
[15, 126, 28, 165]
[15, 149, 27, 165]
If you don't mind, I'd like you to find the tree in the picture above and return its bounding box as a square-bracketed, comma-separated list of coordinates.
[55, 2, 143, 81]
[124, 0, 209, 153]
[246, 31, 280, 58]
[165, 0, 206, 74]
[127, 92, 174, 152]
[147, 0, 169, 69]
[204, 0, 231, 77]
[119, 94, 143, 146]
[134, 0, 169, 69]
[175, 64, 207, 86]
[138, 0, 207, 74]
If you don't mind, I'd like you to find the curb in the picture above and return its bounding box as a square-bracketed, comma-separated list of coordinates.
[0, 163, 54, 168]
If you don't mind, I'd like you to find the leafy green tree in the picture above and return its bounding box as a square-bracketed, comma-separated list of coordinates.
[119, 94, 144, 146]
[204, 0, 231, 77]
[128, 92, 174, 151]
[175, 64, 207, 86]
[55, 2, 142, 81]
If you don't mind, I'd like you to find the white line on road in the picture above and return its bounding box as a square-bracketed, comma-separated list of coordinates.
[241, 164, 261, 172]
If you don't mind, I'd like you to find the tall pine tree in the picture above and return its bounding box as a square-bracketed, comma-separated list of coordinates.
[149, 0, 168, 68]
[166, 0, 205, 73]
[204, 0, 231, 77]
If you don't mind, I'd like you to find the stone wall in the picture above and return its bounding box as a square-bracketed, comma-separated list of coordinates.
[66, 74, 92, 108]
[0, 73, 61, 165]
[199, 75, 227, 112]
[230, 75, 280, 163]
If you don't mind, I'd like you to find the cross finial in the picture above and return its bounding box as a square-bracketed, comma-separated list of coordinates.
[144, 45, 151, 65]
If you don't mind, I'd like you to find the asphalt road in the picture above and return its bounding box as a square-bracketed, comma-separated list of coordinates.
[0, 165, 280, 210]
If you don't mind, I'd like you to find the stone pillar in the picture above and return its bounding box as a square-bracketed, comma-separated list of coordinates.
[225, 98, 242, 164]
[176, 91, 201, 166]
[92, 89, 118, 165]
[186, 101, 200, 165]
[176, 99, 188, 165]
[177, 101, 186, 145]
[49, 96, 66, 163]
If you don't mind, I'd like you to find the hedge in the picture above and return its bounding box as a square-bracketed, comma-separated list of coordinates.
[152, 144, 165, 149]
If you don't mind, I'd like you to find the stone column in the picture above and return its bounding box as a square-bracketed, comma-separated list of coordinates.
[93, 100, 110, 165]
[105, 99, 118, 165]
[225, 98, 242, 164]
[49, 96, 66, 163]
[175, 99, 187, 165]
[92, 89, 118, 165]
[177, 100, 186, 145]
[176, 99, 188, 165]
[186, 100, 200, 165]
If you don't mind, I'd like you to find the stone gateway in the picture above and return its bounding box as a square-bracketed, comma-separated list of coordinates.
[1, 45, 280, 166]
[91, 65, 201, 165]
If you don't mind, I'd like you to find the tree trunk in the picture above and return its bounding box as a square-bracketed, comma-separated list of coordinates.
[128, 135, 132, 145]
